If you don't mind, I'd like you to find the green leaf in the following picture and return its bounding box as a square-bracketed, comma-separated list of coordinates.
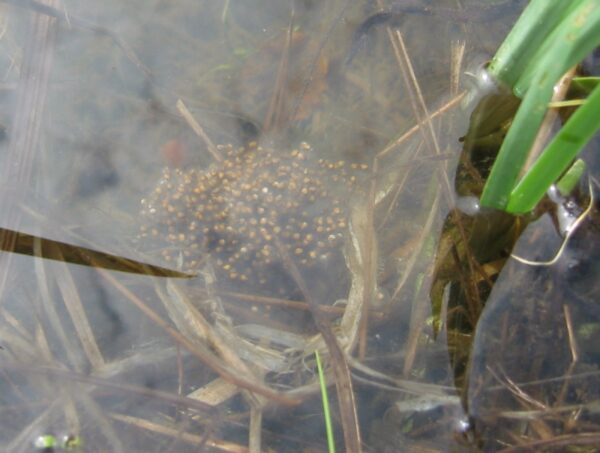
[556, 159, 586, 197]
[316, 350, 336, 453]
[481, 0, 600, 209]
[507, 83, 600, 213]
[488, 0, 583, 88]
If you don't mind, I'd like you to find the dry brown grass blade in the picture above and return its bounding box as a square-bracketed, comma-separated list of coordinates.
[263, 12, 293, 133]
[220, 289, 349, 315]
[98, 269, 300, 406]
[194, 286, 386, 321]
[1, 226, 194, 278]
[32, 236, 82, 369]
[355, 174, 377, 361]
[110, 413, 249, 453]
[348, 355, 457, 397]
[74, 391, 126, 453]
[45, 242, 105, 369]
[176, 99, 222, 162]
[187, 378, 240, 407]
[390, 29, 442, 158]
[556, 304, 579, 408]
[249, 406, 262, 453]
[369, 2, 487, 386]
[450, 40, 466, 96]
[0, 318, 39, 364]
[563, 304, 579, 365]
[376, 142, 424, 231]
[5, 399, 58, 452]
[33, 317, 53, 362]
[487, 364, 558, 445]
[275, 238, 362, 453]
[376, 92, 465, 159]
[290, 1, 349, 122]
[0, 360, 217, 414]
[0, 0, 58, 298]
[159, 278, 275, 444]
[339, 200, 379, 359]
[378, 12, 464, 222]
[497, 432, 600, 453]
[389, 26, 464, 216]
[160, 281, 257, 379]
[395, 194, 440, 375]
[62, 397, 80, 443]
[486, 366, 547, 412]
[3, 0, 153, 79]
[0, 306, 32, 342]
[391, 192, 439, 302]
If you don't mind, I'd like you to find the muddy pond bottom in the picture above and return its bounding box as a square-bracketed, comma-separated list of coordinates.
[139, 142, 367, 298]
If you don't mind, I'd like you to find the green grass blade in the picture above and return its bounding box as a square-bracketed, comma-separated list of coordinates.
[316, 350, 336, 453]
[514, 0, 600, 96]
[570, 77, 600, 97]
[556, 159, 586, 197]
[506, 84, 600, 213]
[488, 0, 583, 88]
[480, 1, 600, 209]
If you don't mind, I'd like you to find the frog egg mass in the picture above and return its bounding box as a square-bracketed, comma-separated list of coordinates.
[139, 142, 366, 296]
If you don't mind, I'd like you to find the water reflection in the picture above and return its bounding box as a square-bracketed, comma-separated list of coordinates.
[0, 0, 530, 451]
[468, 201, 600, 450]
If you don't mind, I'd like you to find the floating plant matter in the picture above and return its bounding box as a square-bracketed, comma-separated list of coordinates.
[139, 141, 367, 296]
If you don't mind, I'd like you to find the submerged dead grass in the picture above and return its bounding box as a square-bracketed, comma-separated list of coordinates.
[0, 1, 598, 452]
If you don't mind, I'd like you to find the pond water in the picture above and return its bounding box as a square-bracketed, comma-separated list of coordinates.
[2, 0, 597, 451]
